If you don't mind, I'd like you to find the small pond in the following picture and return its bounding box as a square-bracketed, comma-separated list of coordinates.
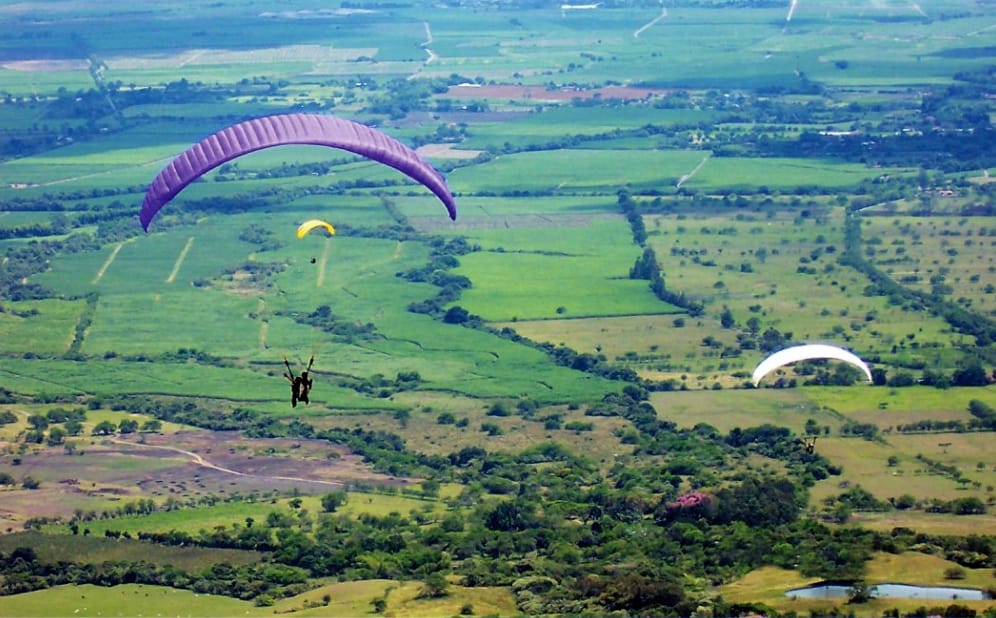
[786, 583, 986, 601]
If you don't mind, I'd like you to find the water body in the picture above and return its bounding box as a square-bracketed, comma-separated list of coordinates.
[786, 583, 986, 601]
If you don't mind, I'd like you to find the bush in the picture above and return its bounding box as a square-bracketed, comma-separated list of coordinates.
[944, 566, 966, 580]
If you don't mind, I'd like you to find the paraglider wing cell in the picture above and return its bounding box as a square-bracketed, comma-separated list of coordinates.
[751, 343, 872, 386]
[140, 114, 457, 231]
[297, 219, 336, 239]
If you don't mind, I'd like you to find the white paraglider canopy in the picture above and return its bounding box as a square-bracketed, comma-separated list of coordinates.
[752, 343, 872, 387]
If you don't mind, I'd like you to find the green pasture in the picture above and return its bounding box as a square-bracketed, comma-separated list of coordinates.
[0, 104, 54, 131]
[266, 232, 620, 401]
[863, 216, 996, 317]
[0, 583, 269, 618]
[41, 491, 448, 538]
[649, 384, 995, 474]
[0, 114, 450, 204]
[283, 194, 401, 227]
[120, 101, 277, 120]
[682, 158, 914, 191]
[282, 579, 395, 618]
[0, 3, 407, 56]
[848, 511, 996, 537]
[804, 385, 996, 419]
[0, 70, 93, 97]
[0, 298, 84, 356]
[0, 211, 59, 227]
[0, 357, 284, 400]
[811, 431, 996, 510]
[0, 120, 225, 199]
[0, 356, 398, 410]
[330, 391, 633, 464]
[14, 208, 619, 402]
[356, 316, 617, 401]
[643, 210, 963, 371]
[496, 314, 698, 363]
[447, 149, 705, 195]
[451, 218, 673, 321]
[0, 579, 518, 618]
[383, 580, 518, 618]
[43, 498, 299, 537]
[457, 106, 718, 150]
[333, 491, 449, 519]
[0, 531, 263, 570]
[458, 248, 674, 321]
[495, 312, 762, 387]
[419, 195, 617, 221]
[650, 388, 829, 434]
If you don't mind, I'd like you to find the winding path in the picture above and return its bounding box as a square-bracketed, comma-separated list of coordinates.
[166, 237, 194, 283]
[256, 299, 268, 351]
[676, 153, 711, 189]
[316, 238, 332, 288]
[93, 239, 135, 283]
[634, 6, 667, 38]
[785, 0, 799, 23]
[422, 22, 438, 64]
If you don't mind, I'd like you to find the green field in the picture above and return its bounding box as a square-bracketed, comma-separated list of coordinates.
[451, 217, 677, 321]
[0, 532, 263, 570]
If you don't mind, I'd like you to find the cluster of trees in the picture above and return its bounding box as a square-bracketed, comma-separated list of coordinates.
[287, 304, 378, 343]
[618, 193, 712, 317]
[2, 382, 995, 612]
[0, 546, 309, 603]
[399, 236, 476, 318]
[842, 212, 996, 346]
[237, 224, 285, 252]
[17, 406, 88, 446]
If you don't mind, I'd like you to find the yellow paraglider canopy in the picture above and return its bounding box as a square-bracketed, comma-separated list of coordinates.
[296, 219, 336, 239]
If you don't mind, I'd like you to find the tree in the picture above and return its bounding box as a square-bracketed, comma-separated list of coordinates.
[421, 479, 440, 498]
[118, 418, 139, 434]
[485, 500, 535, 532]
[720, 306, 735, 329]
[320, 490, 348, 513]
[443, 306, 469, 324]
[893, 494, 916, 510]
[92, 420, 116, 436]
[952, 360, 988, 386]
[419, 572, 449, 598]
[480, 422, 502, 436]
[47, 426, 66, 446]
[848, 581, 874, 604]
[804, 418, 820, 435]
[64, 419, 84, 436]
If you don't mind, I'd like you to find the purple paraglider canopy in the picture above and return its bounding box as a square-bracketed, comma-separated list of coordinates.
[139, 113, 457, 231]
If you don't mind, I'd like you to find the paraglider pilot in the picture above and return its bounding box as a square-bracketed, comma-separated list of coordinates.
[284, 356, 314, 408]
